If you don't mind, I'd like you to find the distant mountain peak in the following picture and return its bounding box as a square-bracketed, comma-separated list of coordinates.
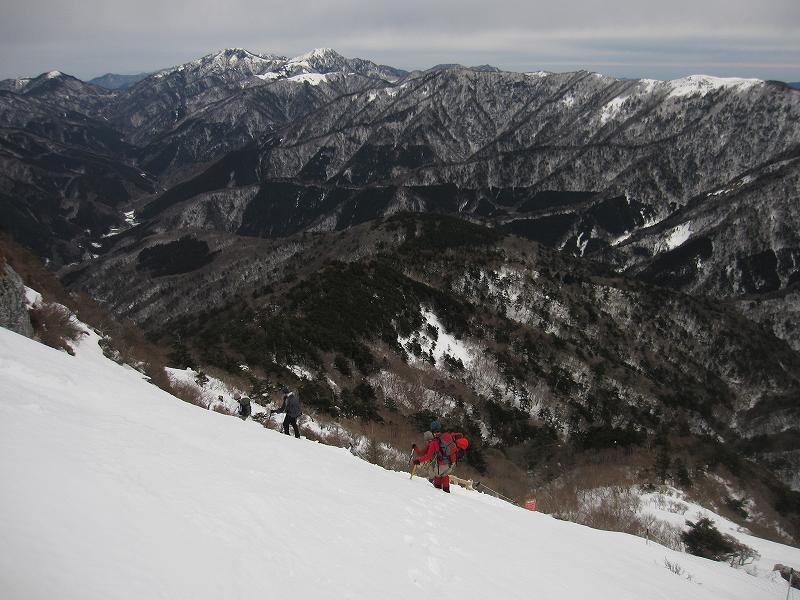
[470, 64, 502, 73]
[285, 48, 347, 73]
[288, 47, 341, 63]
[0, 71, 84, 94]
[201, 47, 284, 66]
[426, 63, 503, 74]
[273, 47, 406, 82]
[149, 48, 287, 83]
[214, 47, 286, 61]
[27, 70, 92, 89]
[220, 47, 255, 56]
[88, 72, 152, 90]
[19, 70, 75, 86]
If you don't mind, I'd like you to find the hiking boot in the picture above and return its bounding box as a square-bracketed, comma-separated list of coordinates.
[442, 487, 451, 493]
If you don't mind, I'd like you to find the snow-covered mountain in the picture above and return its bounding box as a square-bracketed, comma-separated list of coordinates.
[602, 153, 800, 351]
[153, 48, 287, 85]
[1, 322, 799, 599]
[2, 49, 800, 467]
[0, 69, 116, 115]
[273, 47, 408, 81]
[91, 61, 796, 348]
[3, 49, 797, 286]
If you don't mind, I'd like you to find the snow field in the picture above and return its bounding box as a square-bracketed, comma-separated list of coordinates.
[667, 75, 763, 98]
[0, 325, 796, 599]
[397, 306, 473, 367]
[640, 489, 800, 579]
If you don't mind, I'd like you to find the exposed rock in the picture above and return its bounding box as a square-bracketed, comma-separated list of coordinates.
[0, 264, 33, 337]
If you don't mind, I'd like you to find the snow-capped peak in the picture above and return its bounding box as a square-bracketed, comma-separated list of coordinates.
[284, 48, 349, 74]
[45, 70, 63, 79]
[214, 48, 285, 62]
[667, 74, 763, 98]
[202, 48, 284, 66]
[153, 48, 287, 83]
[288, 47, 341, 64]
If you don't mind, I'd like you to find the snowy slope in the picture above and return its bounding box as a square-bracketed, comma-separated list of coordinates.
[640, 489, 800, 578]
[0, 325, 795, 600]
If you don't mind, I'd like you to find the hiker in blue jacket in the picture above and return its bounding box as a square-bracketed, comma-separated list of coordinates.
[271, 387, 302, 438]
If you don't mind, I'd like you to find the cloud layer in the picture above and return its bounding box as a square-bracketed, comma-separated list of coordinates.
[1, 0, 797, 81]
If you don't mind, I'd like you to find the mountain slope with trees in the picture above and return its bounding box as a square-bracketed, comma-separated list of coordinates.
[64, 213, 800, 537]
[3, 48, 796, 347]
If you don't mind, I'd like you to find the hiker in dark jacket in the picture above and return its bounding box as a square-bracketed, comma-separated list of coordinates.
[236, 394, 251, 420]
[272, 387, 301, 438]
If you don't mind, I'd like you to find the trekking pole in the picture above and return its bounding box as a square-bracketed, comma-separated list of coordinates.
[409, 448, 417, 480]
[410, 463, 417, 479]
[475, 482, 516, 505]
[788, 570, 794, 600]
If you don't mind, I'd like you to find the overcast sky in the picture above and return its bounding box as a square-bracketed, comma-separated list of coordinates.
[1, 0, 798, 81]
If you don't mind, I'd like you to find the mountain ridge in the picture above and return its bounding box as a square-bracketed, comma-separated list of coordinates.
[2, 49, 798, 353]
[88, 72, 152, 90]
[1, 48, 799, 389]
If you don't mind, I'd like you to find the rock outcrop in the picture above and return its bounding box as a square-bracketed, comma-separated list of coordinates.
[0, 264, 33, 337]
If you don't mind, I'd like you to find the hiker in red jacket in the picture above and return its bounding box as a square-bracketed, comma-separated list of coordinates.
[412, 420, 458, 493]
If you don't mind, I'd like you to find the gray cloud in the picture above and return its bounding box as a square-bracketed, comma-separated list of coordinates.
[0, 0, 797, 81]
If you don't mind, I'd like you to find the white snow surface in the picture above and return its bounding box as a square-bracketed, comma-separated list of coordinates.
[123, 210, 138, 227]
[661, 222, 693, 252]
[286, 363, 314, 380]
[398, 306, 473, 367]
[600, 95, 628, 124]
[288, 47, 337, 66]
[286, 72, 328, 85]
[0, 325, 796, 599]
[165, 366, 244, 414]
[667, 75, 762, 98]
[640, 488, 800, 580]
[23, 286, 42, 308]
[367, 86, 400, 102]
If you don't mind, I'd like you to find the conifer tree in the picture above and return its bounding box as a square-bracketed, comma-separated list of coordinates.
[655, 446, 672, 484]
[194, 370, 209, 387]
[169, 335, 195, 369]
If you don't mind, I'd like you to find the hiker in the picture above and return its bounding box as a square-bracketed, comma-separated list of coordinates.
[412, 420, 459, 493]
[271, 387, 301, 438]
[774, 564, 800, 589]
[236, 394, 251, 420]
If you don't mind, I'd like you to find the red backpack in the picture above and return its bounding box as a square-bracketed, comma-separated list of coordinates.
[437, 432, 469, 465]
